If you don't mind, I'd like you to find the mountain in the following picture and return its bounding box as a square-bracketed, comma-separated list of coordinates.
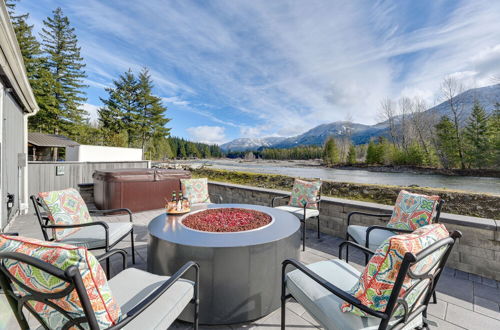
[221, 137, 286, 151]
[222, 84, 500, 151]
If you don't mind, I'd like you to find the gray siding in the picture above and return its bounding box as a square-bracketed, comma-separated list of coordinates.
[28, 161, 150, 206]
[2, 92, 25, 226]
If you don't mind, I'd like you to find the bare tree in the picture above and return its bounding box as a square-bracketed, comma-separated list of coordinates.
[409, 96, 430, 155]
[440, 76, 466, 169]
[379, 98, 399, 146]
[398, 97, 413, 151]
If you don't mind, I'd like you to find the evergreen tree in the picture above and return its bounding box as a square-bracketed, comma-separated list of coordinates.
[463, 102, 490, 168]
[435, 116, 460, 169]
[347, 145, 356, 165]
[323, 137, 339, 165]
[98, 69, 138, 146]
[40, 7, 88, 136]
[7, 0, 59, 133]
[135, 68, 170, 151]
[489, 105, 500, 168]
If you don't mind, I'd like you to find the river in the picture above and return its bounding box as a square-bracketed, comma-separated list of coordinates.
[183, 159, 500, 195]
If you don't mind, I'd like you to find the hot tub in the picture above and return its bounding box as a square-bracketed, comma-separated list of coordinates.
[93, 168, 190, 212]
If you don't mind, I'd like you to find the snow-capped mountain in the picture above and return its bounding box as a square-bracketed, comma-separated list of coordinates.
[221, 137, 286, 151]
[221, 84, 500, 151]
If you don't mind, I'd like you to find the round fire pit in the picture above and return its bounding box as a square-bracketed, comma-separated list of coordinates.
[147, 204, 301, 325]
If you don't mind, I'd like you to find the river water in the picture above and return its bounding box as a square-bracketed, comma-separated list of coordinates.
[187, 160, 500, 195]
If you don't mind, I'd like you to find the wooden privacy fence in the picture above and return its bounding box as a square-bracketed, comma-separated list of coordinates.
[28, 161, 150, 199]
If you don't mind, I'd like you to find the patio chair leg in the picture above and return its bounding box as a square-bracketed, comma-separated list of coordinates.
[317, 216, 320, 239]
[432, 291, 437, 304]
[302, 221, 306, 251]
[130, 230, 136, 264]
[105, 258, 110, 279]
[281, 290, 286, 329]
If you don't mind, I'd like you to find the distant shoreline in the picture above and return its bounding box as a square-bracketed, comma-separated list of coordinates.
[164, 158, 500, 178]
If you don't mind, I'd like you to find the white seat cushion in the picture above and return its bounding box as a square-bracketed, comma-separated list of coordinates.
[109, 267, 194, 329]
[347, 225, 396, 251]
[286, 259, 422, 330]
[275, 205, 319, 220]
[59, 222, 132, 249]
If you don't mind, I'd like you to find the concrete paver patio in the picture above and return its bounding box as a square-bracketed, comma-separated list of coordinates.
[2, 209, 500, 330]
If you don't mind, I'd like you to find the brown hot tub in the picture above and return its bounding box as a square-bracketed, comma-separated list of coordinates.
[93, 168, 191, 212]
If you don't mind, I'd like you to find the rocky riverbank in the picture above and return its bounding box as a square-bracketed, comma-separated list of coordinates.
[192, 168, 500, 219]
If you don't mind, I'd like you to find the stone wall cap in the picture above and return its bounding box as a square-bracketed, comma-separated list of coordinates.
[439, 213, 497, 230]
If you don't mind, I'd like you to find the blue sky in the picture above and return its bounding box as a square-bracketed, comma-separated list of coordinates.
[16, 0, 500, 144]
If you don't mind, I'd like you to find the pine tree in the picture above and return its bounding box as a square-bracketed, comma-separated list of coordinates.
[463, 102, 490, 168]
[98, 69, 139, 145]
[489, 105, 500, 168]
[40, 7, 88, 136]
[7, 0, 59, 133]
[135, 68, 170, 151]
[323, 137, 339, 165]
[435, 116, 460, 169]
[347, 145, 356, 165]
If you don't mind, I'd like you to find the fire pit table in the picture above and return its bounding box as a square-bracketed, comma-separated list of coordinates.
[147, 203, 301, 325]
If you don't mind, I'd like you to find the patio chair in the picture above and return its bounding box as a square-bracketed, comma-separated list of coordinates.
[346, 190, 444, 263]
[31, 188, 136, 277]
[0, 234, 199, 329]
[181, 177, 223, 204]
[272, 178, 322, 251]
[281, 224, 461, 330]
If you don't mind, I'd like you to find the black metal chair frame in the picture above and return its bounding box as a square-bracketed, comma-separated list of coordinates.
[281, 230, 461, 330]
[0, 249, 200, 330]
[272, 184, 322, 252]
[30, 195, 136, 278]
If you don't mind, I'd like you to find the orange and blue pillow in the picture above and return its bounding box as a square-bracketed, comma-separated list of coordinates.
[386, 190, 440, 231]
[341, 223, 449, 317]
[288, 178, 321, 209]
[38, 188, 92, 240]
[181, 178, 211, 204]
[0, 235, 121, 329]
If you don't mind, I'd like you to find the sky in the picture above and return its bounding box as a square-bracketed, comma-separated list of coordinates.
[16, 0, 500, 144]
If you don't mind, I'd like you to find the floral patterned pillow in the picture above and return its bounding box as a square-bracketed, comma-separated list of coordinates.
[386, 190, 440, 231]
[0, 235, 122, 328]
[288, 179, 321, 209]
[38, 188, 92, 240]
[181, 178, 211, 204]
[341, 224, 449, 317]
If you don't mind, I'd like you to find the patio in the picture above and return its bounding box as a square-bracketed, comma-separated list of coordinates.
[3, 209, 500, 330]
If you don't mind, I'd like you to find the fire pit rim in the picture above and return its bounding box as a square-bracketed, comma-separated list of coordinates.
[179, 207, 275, 234]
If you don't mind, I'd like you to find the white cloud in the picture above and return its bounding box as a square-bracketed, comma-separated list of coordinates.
[162, 96, 190, 106]
[186, 126, 226, 144]
[81, 103, 100, 123]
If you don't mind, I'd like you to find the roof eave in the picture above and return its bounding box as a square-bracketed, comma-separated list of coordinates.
[0, 2, 39, 114]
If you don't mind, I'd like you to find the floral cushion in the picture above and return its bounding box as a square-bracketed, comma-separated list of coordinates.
[0, 235, 121, 328]
[38, 188, 92, 240]
[386, 190, 440, 231]
[341, 224, 449, 317]
[288, 178, 321, 209]
[181, 178, 210, 204]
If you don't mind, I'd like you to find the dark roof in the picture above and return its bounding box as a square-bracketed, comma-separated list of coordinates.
[28, 133, 79, 147]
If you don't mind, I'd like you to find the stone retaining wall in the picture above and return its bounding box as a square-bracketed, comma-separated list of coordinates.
[207, 181, 500, 281]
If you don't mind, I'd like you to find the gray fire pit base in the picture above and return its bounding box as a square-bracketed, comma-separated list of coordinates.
[147, 204, 301, 325]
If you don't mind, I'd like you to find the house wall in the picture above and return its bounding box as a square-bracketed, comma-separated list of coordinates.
[66, 144, 143, 162]
[0, 87, 28, 229]
[207, 181, 500, 281]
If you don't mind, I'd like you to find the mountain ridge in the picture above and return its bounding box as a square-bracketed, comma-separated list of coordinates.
[221, 83, 500, 151]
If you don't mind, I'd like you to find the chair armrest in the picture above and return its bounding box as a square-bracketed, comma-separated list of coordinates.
[44, 221, 110, 248]
[346, 211, 391, 227]
[282, 259, 387, 319]
[209, 193, 223, 204]
[97, 249, 127, 271]
[338, 241, 375, 261]
[89, 208, 133, 223]
[271, 195, 290, 207]
[0, 232, 19, 236]
[109, 261, 200, 329]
